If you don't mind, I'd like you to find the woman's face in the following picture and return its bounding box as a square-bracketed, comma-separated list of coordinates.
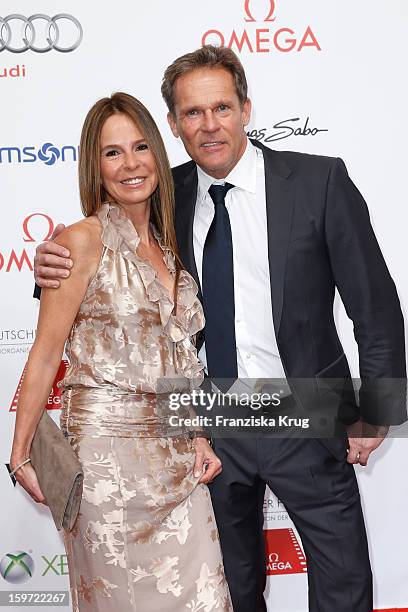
[99, 112, 158, 210]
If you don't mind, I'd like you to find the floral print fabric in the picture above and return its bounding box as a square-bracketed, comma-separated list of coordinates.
[63, 435, 231, 611]
[63, 202, 204, 393]
[60, 204, 232, 611]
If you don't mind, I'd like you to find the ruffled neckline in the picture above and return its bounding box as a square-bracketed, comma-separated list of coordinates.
[98, 202, 175, 271]
[96, 203, 205, 373]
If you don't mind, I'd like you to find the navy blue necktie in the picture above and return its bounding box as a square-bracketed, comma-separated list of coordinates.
[202, 183, 238, 379]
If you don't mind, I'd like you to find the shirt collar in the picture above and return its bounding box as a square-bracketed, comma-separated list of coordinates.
[196, 138, 257, 206]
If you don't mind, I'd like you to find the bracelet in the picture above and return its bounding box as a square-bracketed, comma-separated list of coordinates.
[10, 458, 31, 477]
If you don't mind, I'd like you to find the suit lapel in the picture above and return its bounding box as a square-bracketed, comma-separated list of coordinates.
[174, 163, 202, 301]
[253, 140, 294, 336]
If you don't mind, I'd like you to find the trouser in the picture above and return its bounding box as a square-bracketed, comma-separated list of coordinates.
[208, 435, 372, 612]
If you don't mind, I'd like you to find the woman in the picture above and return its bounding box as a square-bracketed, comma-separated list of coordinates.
[10, 93, 232, 611]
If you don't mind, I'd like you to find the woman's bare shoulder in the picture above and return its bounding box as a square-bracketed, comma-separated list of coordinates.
[54, 216, 102, 252]
[53, 216, 103, 270]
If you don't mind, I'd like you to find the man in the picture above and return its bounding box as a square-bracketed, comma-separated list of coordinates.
[34, 46, 406, 611]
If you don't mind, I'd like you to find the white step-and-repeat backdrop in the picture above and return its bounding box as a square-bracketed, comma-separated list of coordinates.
[1, 1, 407, 610]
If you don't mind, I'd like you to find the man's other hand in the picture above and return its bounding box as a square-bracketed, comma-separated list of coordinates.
[193, 437, 222, 484]
[34, 223, 72, 288]
[347, 420, 389, 466]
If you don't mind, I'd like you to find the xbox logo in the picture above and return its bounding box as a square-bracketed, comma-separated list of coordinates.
[0, 551, 34, 583]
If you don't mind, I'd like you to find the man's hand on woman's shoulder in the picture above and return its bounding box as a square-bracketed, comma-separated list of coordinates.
[34, 218, 102, 289]
[34, 222, 71, 288]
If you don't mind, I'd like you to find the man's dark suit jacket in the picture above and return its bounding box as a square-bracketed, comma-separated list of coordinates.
[172, 139, 406, 445]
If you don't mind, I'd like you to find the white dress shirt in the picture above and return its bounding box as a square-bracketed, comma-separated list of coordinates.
[193, 138, 287, 381]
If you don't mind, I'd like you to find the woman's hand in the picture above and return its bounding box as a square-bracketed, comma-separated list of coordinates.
[10, 459, 46, 504]
[193, 437, 222, 484]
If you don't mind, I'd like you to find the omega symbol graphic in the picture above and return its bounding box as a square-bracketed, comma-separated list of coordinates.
[244, 0, 276, 22]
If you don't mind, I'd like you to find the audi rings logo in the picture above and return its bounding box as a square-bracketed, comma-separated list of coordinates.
[0, 14, 83, 53]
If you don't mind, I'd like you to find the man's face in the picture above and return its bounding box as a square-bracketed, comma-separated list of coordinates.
[167, 67, 251, 179]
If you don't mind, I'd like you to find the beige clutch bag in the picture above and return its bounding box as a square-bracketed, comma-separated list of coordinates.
[30, 410, 83, 531]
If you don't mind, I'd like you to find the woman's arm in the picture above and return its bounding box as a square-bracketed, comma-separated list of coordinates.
[10, 220, 102, 502]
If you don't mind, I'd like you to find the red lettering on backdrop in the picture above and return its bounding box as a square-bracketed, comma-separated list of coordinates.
[6, 250, 33, 272]
[244, 0, 276, 22]
[274, 28, 296, 52]
[0, 64, 26, 78]
[202, 30, 225, 47]
[298, 26, 321, 51]
[201, 3, 321, 54]
[264, 0, 276, 22]
[256, 29, 269, 52]
[230, 30, 253, 52]
[23, 213, 54, 243]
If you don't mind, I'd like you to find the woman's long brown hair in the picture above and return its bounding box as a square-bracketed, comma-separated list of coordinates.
[78, 92, 183, 293]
